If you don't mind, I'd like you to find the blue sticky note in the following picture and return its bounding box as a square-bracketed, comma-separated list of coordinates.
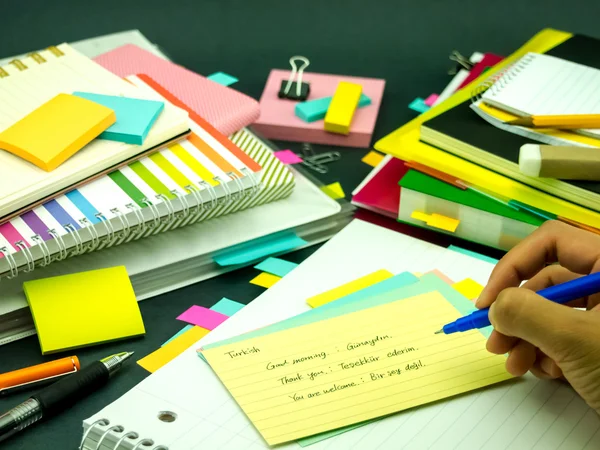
[408, 97, 430, 114]
[161, 324, 193, 347]
[210, 298, 245, 316]
[254, 257, 298, 277]
[72, 92, 164, 145]
[207, 72, 239, 87]
[295, 93, 371, 122]
[448, 245, 499, 265]
[213, 232, 307, 266]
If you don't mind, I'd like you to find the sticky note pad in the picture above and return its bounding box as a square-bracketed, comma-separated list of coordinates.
[201, 291, 512, 445]
[324, 81, 363, 135]
[295, 93, 371, 123]
[211, 298, 245, 316]
[177, 305, 228, 330]
[452, 278, 484, 300]
[250, 272, 282, 288]
[139, 326, 209, 373]
[23, 266, 145, 354]
[307, 269, 393, 308]
[273, 150, 303, 165]
[321, 182, 345, 200]
[207, 71, 239, 86]
[0, 93, 115, 171]
[254, 257, 298, 277]
[73, 92, 164, 145]
[361, 150, 385, 167]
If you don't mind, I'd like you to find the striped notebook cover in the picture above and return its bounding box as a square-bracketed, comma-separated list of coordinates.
[0, 79, 294, 279]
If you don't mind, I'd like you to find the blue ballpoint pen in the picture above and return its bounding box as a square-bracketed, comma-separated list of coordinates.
[435, 271, 600, 335]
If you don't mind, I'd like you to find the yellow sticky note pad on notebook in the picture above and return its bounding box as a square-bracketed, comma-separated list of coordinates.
[250, 272, 282, 288]
[23, 266, 145, 354]
[201, 291, 512, 445]
[138, 326, 209, 373]
[452, 278, 484, 300]
[307, 269, 393, 308]
[0, 93, 116, 171]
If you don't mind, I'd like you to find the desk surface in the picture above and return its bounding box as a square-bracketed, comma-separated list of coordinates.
[1, 1, 599, 448]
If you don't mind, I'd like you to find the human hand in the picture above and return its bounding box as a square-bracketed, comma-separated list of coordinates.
[476, 221, 600, 413]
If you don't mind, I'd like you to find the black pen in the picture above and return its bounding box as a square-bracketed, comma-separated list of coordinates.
[0, 352, 133, 442]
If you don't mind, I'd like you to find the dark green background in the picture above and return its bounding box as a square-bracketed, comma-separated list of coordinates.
[1, 1, 599, 448]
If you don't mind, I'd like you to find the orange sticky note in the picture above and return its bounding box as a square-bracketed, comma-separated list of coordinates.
[137, 326, 209, 373]
[362, 150, 385, 167]
[0, 94, 115, 171]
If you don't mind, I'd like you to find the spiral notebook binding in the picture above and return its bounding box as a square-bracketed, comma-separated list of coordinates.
[470, 53, 536, 103]
[0, 46, 64, 79]
[79, 418, 169, 449]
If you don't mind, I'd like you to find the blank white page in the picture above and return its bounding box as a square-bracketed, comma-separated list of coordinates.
[482, 52, 600, 138]
[83, 220, 600, 450]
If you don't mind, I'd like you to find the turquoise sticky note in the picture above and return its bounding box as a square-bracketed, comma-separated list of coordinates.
[254, 257, 298, 277]
[210, 298, 245, 316]
[408, 97, 430, 114]
[72, 92, 164, 145]
[207, 72, 239, 86]
[448, 245, 499, 264]
[295, 93, 371, 122]
[161, 324, 193, 347]
[213, 232, 307, 266]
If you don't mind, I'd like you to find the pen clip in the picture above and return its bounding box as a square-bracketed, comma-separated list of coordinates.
[0, 364, 79, 396]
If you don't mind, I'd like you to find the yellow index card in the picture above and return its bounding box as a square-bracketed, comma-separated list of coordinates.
[23, 266, 145, 354]
[250, 272, 282, 288]
[138, 326, 209, 373]
[201, 291, 512, 445]
[306, 269, 393, 308]
[0, 93, 116, 171]
[452, 278, 484, 301]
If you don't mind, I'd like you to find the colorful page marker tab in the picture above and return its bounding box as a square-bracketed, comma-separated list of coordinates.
[452, 278, 485, 300]
[213, 232, 307, 266]
[321, 182, 345, 200]
[361, 150, 385, 167]
[254, 257, 298, 277]
[73, 92, 164, 145]
[307, 269, 393, 308]
[23, 266, 145, 354]
[210, 298, 245, 316]
[206, 71, 239, 86]
[424, 93, 439, 107]
[138, 326, 209, 373]
[425, 269, 454, 285]
[161, 324, 194, 347]
[448, 245, 499, 265]
[177, 305, 228, 330]
[250, 272, 282, 288]
[408, 97, 430, 114]
[0, 93, 115, 171]
[273, 150, 303, 165]
[295, 93, 371, 123]
[410, 211, 460, 232]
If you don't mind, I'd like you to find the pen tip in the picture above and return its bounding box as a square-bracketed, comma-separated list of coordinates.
[434, 329, 444, 335]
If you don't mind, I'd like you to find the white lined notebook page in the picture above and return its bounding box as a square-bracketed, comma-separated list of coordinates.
[482, 52, 600, 138]
[83, 220, 600, 450]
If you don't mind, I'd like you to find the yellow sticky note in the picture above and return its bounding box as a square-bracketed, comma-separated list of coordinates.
[0, 94, 116, 171]
[138, 326, 209, 373]
[452, 278, 484, 300]
[250, 272, 282, 288]
[410, 211, 459, 233]
[321, 182, 345, 200]
[307, 269, 393, 308]
[201, 291, 512, 445]
[324, 81, 362, 135]
[23, 266, 145, 354]
[361, 150, 385, 167]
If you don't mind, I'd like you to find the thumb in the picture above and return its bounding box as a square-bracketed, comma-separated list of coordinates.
[489, 287, 587, 362]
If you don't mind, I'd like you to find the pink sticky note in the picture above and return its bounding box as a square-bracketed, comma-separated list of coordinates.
[176, 305, 228, 330]
[274, 150, 303, 165]
[424, 94, 439, 107]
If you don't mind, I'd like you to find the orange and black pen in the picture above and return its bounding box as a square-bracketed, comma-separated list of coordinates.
[0, 356, 80, 396]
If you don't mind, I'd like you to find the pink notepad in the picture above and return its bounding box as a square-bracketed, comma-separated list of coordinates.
[253, 70, 385, 148]
[94, 44, 260, 136]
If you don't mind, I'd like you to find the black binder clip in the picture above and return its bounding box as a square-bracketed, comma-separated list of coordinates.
[278, 56, 310, 101]
[447, 50, 475, 75]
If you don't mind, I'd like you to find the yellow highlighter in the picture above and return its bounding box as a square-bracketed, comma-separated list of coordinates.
[324, 81, 362, 135]
[505, 114, 600, 129]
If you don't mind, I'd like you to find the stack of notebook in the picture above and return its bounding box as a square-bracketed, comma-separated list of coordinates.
[354, 29, 600, 252]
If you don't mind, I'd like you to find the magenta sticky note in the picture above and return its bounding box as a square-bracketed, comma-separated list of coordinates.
[424, 94, 439, 107]
[176, 305, 228, 330]
[274, 150, 303, 165]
